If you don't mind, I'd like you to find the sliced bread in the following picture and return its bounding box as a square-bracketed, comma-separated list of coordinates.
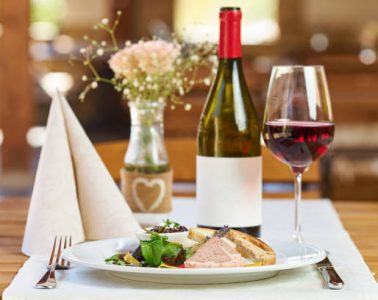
[187, 227, 276, 265]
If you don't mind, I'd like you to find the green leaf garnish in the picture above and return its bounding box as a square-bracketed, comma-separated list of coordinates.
[140, 233, 165, 267]
[140, 232, 183, 267]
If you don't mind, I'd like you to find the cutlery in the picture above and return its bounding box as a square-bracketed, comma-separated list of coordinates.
[316, 255, 344, 289]
[34, 236, 72, 289]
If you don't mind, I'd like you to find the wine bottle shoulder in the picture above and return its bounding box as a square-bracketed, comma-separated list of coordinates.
[198, 59, 261, 157]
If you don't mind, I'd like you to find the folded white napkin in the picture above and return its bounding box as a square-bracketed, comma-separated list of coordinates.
[22, 91, 141, 256]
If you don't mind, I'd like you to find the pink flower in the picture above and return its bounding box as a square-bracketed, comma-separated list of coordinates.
[108, 47, 138, 80]
[109, 40, 180, 80]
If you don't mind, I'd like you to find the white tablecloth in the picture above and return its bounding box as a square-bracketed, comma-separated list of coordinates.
[3, 198, 378, 300]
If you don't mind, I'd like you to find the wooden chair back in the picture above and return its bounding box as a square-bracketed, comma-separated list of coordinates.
[95, 138, 320, 198]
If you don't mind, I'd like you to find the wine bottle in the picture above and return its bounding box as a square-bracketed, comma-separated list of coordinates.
[196, 7, 262, 236]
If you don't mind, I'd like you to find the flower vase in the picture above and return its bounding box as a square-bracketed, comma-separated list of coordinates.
[120, 101, 172, 224]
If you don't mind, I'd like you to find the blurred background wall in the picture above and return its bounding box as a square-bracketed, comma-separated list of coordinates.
[0, 0, 377, 200]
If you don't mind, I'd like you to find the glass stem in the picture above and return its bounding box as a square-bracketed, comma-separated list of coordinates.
[293, 172, 304, 243]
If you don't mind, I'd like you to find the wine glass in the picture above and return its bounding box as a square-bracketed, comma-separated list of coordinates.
[263, 65, 334, 243]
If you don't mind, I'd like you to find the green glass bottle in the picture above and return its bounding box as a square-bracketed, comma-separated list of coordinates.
[197, 7, 262, 236]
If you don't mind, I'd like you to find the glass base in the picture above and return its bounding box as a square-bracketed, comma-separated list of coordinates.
[292, 232, 305, 244]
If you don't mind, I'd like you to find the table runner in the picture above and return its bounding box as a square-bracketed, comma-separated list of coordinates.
[3, 198, 378, 300]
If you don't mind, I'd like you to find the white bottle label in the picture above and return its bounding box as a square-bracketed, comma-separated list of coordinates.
[196, 156, 262, 227]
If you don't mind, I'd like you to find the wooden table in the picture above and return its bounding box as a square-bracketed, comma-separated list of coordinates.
[0, 197, 377, 298]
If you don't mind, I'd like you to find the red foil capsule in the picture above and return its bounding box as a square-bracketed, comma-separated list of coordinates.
[218, 7, 242, 58]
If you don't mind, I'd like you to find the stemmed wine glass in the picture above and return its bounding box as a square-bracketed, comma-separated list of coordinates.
[263, 65, 334, 243]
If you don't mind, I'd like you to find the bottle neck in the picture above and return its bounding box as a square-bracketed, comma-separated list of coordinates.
[218, 9, 242, 58]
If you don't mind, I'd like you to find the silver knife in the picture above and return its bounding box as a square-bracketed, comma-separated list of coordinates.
[316, 256, 344, 289]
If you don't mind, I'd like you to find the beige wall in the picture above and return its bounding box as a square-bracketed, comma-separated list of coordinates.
[303, 0, 378, 32]
[61, 0, 112, 29]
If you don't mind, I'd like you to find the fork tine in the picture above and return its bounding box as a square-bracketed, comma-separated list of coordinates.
[48, 236, 57, 267]
[54, 236, 63, 265]
[67, 236, 72, 268]
[60, 236, 68, 267]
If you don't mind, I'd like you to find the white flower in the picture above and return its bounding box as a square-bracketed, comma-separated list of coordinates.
[184, 103, 192, 111]
[190, 55, 199, 62]
[146, 75, 152, 82]
[101, 41, 107, 47]
[101, 18, 109, 25]
[133, 80, 139, 87]
[189, 80, 194, 85]
[152, 84, 158, 90]
[139, 85, 145, 91]
[96, 48, 104, 56]
[212, 68, 217, 74]
[116, 10, 122, 16]
[125, 41, 132, 47]
[80, 48, 86, 54]
[170, 105, 175, 110]
[122, 79, 128, 84]
[210, 55, 218, 63]
[123, 88, 130, 95]
[158, 97, 164, 103]
[91, 81, 98, 89]
[81, 75, 88, 82]
[178, 87, 185, 96]
[204, 78, 211, 86]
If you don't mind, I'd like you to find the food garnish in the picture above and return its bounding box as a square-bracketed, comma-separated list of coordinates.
[215, 225, 230, 237]
[105, 227, 276, 268]
[105, 254, 128, 266]
[105, 232, 186, 268]
[123, 252, 141, 266]
[140, 232, 183, 267]
[146, 219, 188, 233]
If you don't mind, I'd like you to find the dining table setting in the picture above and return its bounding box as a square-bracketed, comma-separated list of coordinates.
[0, 89, 376, 299]
[0, 197, 378, 299]
[1, 5, 378, 300]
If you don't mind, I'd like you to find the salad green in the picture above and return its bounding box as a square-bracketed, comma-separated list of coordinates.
[105, 232, 185, 268]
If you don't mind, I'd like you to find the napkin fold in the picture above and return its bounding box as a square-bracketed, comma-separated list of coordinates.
[22, 91, 141, 256]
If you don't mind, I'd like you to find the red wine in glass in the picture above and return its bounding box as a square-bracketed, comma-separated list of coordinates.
[263, 65, 334, 243]
[264, 120, 334, 173]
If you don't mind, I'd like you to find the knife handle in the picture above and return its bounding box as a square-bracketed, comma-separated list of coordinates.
[319, 266, 344, 290]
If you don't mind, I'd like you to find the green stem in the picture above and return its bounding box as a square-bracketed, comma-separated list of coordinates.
[98, 77, 115, 85]
[110, 31, 119, 51]
[87, 60, 100, 79]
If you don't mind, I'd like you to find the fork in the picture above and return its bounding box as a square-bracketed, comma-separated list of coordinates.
[34, 236, 72, 289]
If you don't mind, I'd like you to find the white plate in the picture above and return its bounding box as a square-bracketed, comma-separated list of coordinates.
[62, 237, 326, 284]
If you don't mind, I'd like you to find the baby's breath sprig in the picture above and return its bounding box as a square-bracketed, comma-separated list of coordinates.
[71, 11, 123, 101]
[75, 12, 218, 108]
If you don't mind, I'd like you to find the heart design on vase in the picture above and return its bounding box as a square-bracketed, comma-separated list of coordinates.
[131, 177, 166, 212]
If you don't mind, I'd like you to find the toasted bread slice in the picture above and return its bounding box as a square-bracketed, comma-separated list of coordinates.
[187, 228, 276, 265]
[225, 229, 276, 265]
[187, 227, 216, 243]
